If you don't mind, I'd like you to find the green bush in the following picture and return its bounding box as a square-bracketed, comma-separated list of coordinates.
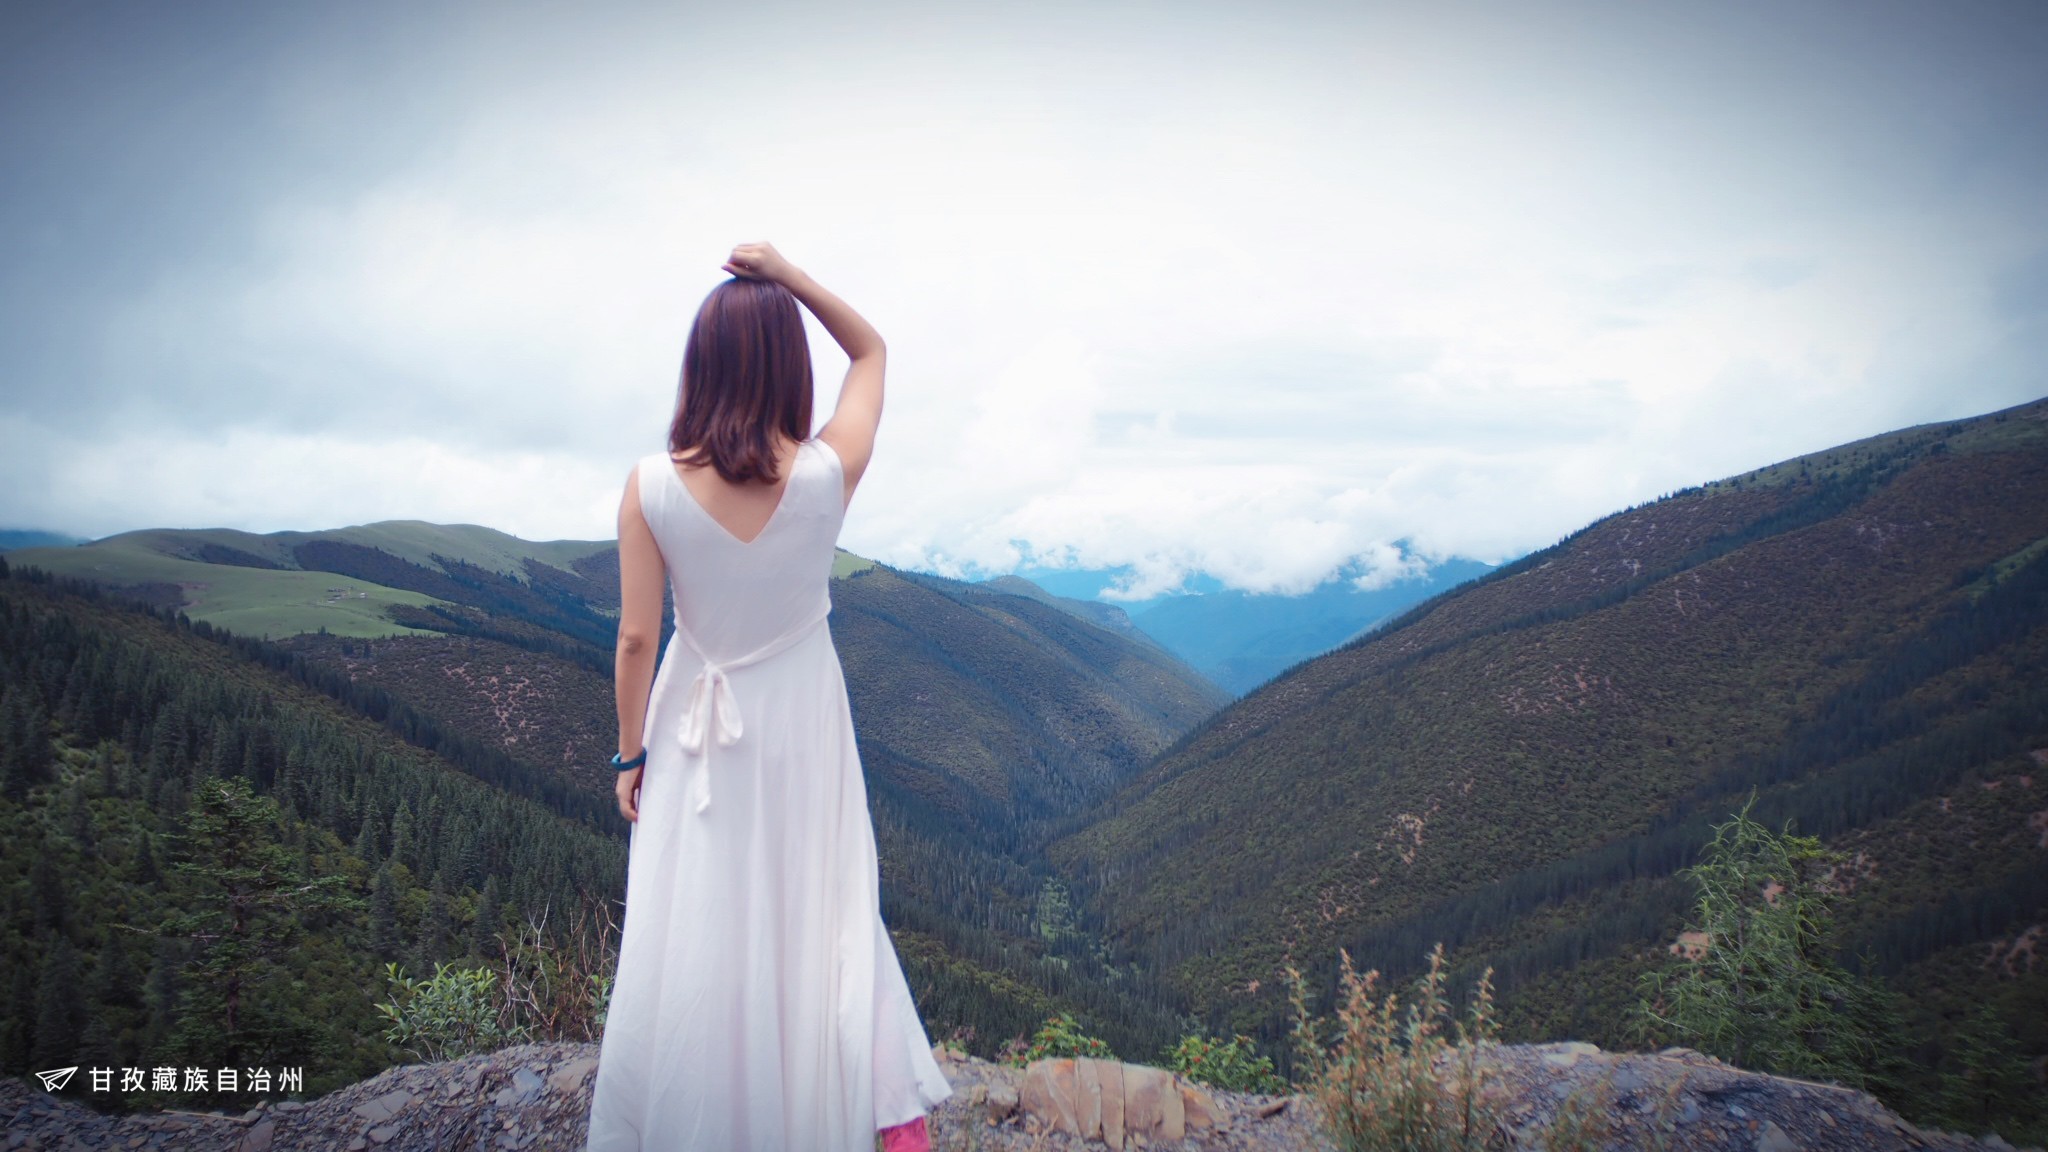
[1000, 1011, 1115, 1066]
[1635, 795, 1889, 1088]
[374, 961, 520, 1062]
[1162, 1030, 1287, 1093]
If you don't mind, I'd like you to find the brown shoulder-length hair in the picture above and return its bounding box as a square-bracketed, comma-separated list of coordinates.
[667, 278, 813, 484]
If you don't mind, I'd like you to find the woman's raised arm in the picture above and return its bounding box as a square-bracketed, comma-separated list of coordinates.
[723, 242, 883, 509]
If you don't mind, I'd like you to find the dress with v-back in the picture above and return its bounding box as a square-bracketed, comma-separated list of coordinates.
[583, 436, 953, 1151]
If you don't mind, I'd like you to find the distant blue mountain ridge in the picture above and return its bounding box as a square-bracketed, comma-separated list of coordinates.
[0, 529, 90, 552]
[985, 556, 1496, 696]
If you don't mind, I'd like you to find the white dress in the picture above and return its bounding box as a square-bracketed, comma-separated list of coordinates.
[583, 436, 954, 1151]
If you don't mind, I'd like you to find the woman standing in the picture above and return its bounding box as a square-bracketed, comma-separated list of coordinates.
[583, 243, 952, 1151]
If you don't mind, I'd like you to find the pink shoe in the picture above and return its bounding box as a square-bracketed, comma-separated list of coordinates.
[879, 1115, 930, 1152]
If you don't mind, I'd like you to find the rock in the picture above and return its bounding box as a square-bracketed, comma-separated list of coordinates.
[367, 1123, 401, 1145]
[1127, 1064, 1186, 1142]
[1755, 1120, 1800, 1152]
[1181, 1080, 1229, 1132]
[492, 1067, 544, 1108]
[1100, 1059, 1126, 1150]
[234, 1119, 276, 1152]
[986, 1082, 1018, 1122]
[1078, 1057, 1107, 1140]
[1019, 1057, 1086, 1135]
[351, 1090, 412, 1125]
[1256, 1097, 1290, 1118]
[548, 1058, 596, 1095]
[1541, 1041, 1602, 1069]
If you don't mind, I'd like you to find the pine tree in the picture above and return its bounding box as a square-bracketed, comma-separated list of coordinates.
[390, 798, 415, 871]
[65, 784, 95, 858]
[142, 939, 181, 1061]
[132, 832, 160, 886]
[31, 937, 86, 1075]
[91, 937, 141, 1013]
[2, 684, 55, 800]
[159, 775, 359, 1068]
[2, 961, 35, 1073]
[421, 877, 453, 966]
[472, 875, 504, 959]
[1938, 1002, 2034, 1134]
[29, 849, 68, 936]
[370, 864, 402, 958]
[354, 798, 383, 863]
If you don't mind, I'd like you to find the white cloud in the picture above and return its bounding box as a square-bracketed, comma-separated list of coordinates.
[3, 0, 2044, 592]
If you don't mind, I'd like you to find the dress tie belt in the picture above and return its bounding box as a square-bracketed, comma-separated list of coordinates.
[670, 601, 832, 816]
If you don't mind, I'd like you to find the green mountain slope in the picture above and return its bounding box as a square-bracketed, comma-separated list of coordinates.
[4, 522, 620, 641]
[33, 517, 1233, 1060]
[975, 574, 1172, 654]
[1048, 397, 2048, 1075]
[0, 562, 628, 1098]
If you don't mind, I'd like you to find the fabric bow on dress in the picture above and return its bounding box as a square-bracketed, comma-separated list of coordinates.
[668, 601, 833, 816]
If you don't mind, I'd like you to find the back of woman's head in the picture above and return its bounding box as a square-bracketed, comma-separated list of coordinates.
[668, 277, 814, 484]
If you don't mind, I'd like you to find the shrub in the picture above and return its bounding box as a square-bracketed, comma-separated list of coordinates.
[1283, 942, 1503, 1152]
[1634, 794, 1888, 1088]
[492, 896, 618, 1044]
[1162, 1030, 1288, 1093]
[1001, 1011, 1115, 1066]
[375, 961, 518, 1062]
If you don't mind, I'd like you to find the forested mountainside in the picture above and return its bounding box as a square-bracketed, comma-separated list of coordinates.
[1, 516, 1232, 1095]
[1049, 397, 2048, 1100]
[268, 555, 1231, 1058]
[974, 573, 1171, 654]
[0, 563, 627, 1101]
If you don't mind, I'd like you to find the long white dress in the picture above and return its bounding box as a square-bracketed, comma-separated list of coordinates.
[583, 436, 954, 1151]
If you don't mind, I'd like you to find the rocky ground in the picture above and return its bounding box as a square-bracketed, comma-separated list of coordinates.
[2, 1040, 2038, 1151]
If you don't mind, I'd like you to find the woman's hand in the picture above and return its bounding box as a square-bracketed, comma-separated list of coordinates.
[616, 765, 642, 823]
[723, 241, 801, 286]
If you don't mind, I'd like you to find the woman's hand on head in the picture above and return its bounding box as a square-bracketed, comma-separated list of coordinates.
[616, 766, 642, 823]
[723, 241, 800, 286]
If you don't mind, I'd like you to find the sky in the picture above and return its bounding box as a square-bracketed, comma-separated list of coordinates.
[2, 0, 2044, 600]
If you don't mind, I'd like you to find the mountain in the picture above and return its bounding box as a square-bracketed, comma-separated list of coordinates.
[1124, 560, 1496, 695]
[0, 560, 628, 1097]
[2, 521, 623, 642]
[0, 529, 89, 552]
[975, 573, 1169, 653]
[1048, 397, 2048, 1104]
[5, 518, 1232, 1064]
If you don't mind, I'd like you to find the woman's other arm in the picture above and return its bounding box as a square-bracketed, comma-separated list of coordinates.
[613, 464, 664, 823]
[723, 242, 883, 510]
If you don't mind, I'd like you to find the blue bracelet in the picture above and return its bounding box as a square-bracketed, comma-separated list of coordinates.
[610, 748, 647, 772]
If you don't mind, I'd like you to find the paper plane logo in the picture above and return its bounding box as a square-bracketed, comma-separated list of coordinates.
[36, 1066, 78, 1092]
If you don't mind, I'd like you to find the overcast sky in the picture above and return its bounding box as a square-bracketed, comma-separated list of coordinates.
[3, 0, 2044, 598]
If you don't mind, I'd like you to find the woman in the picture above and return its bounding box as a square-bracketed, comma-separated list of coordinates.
[583, 242, 952, 1151]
